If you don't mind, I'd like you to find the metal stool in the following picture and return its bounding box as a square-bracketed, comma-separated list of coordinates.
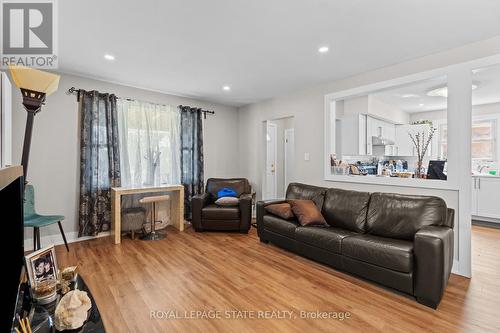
[139, 195, 170, 240]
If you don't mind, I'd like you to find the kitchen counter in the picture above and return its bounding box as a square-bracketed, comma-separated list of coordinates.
[471, 173, 500, 178]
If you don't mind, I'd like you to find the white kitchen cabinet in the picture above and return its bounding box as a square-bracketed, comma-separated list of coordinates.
[472, 176, 500, 220]
[472, 178, 478, 215]
[340, 114, 367, 156]
[366, 116, 396, 155]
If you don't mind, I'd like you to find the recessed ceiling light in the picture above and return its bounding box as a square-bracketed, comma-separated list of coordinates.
[104, 54, 115, 61]
[418, 103, 425, 107]
[318, 46, 329, 53]
[222, 85, 231, 91]
[400, 93, 420, 98]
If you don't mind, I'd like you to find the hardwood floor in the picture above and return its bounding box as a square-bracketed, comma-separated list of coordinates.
[55, 225, 500, 332]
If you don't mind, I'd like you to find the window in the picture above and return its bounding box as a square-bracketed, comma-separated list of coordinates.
[117, 99, 181, 187]
[439, 119, 497, 161]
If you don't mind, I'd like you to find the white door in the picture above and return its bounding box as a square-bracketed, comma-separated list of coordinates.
[284, 128, 295, 195]
[264, 122, 277, 200]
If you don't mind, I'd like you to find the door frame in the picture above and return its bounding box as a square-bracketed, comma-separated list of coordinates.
[284, 128, 294, 195]
[263, 122, 278, 200]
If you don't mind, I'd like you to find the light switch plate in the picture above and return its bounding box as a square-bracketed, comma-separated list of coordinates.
[304, 153, 310, 161]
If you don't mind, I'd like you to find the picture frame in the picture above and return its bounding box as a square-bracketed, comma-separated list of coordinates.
[24, 245, 59, 287]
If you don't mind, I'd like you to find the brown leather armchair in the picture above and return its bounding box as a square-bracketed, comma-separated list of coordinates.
[191, 178, 252, 233]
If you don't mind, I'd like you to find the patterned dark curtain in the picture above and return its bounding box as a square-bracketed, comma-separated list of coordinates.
[179, 105, 204, 219]
[78, 90, 121, 236]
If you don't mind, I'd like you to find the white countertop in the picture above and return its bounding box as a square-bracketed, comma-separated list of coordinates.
[471, 173, 500, 178]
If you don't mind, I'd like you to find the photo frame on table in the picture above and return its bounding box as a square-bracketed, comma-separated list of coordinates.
[24, 245, 59, 286]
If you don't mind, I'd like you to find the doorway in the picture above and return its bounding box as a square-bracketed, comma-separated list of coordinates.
[263, 117, 295, 199]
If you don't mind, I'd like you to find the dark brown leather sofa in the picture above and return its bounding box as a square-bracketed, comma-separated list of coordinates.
[257, 183, 454, 309]
[192, 178, 252, 233]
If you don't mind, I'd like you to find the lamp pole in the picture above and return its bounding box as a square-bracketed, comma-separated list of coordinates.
[19, 89, 46, 182]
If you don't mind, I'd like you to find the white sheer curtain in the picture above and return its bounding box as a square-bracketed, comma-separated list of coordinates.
[117, 99, 181, 187]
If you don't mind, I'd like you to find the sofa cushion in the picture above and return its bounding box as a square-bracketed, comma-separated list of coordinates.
[286, 183, 327, 209]
[262, 215, 299, 238]
[342, 234, 414, 273]
[288, 200, 328, 226]
[322, 188, 370, 233]
[295, 226, 357, 254]
[202, 204, 240, 220]
[265, 203, 294, 220]
[366, 193, 447, 240]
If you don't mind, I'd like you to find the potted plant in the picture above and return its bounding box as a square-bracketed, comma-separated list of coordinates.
[408, 125, 436, 178]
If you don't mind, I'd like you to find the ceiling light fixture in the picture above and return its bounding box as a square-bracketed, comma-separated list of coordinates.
[104, 54, 115, 61]
[427, 83, 479, 98]
[318, 46, 329, 53]
[400, 93, 420, 98]
[222, 85, 231, 91]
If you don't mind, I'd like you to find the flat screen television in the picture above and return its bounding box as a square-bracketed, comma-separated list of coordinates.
[0, 166, 24, 332]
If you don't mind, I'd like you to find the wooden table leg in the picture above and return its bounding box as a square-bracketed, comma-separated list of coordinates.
[170, 188, 184, 231]
[112, 191, 121, 244]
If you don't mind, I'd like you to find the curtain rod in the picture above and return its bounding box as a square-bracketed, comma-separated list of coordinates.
[67, 86, 216, 119]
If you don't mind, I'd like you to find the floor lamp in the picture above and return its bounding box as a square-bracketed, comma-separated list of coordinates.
[8, 65, 60, 183]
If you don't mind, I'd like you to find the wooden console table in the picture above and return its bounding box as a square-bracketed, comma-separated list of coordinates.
[111, 185, 184, 244]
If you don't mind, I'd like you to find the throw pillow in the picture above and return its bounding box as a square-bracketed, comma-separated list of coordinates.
[215, 197, 239, 206]
[288, 199, 327, 226]
[265, 203, 294, 220]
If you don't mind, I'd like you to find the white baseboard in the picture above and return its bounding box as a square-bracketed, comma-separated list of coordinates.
[24, 231, 110, 252]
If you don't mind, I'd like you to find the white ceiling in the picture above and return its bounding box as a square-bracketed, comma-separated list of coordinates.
[371, 64, 500, 113]
[59, 0, 500, 107]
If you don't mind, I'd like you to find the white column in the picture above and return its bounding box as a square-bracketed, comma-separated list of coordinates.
[447, 68, 472, 278]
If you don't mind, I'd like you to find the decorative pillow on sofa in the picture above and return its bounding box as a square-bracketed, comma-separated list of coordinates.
[265, 203, 295, 220]
[215, 197, 239, 206]
[288, 199, 327, 226]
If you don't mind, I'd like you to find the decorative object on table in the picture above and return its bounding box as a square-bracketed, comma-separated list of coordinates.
[24, 184, 69, 252]
[139, 195, 170, 240]
[8, 65, 60, 183]
[408, 126, 436, 178]
[61, 266, 78, 282]
[78, 89, 121, 237]
[14, 316, 32, 333]
[54, 289, 92, 331]
[58, 279, 71, 295]
[24, 245, 59, 304]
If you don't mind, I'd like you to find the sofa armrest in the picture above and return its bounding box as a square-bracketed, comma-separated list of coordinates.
[414, 225, 454, 308]
[256, 199, 287, 238]
[239, 193, 253, 233]
[191, 193, 210, 231]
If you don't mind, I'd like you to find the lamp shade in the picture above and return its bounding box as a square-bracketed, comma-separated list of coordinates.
[8, 65, 60, 96]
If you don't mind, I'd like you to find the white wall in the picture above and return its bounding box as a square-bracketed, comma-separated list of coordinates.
[10, 72, 240, 241]
[238, 36, 500, 278]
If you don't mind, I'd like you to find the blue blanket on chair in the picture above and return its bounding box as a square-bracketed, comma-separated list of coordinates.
[217, 188, 237, 199]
